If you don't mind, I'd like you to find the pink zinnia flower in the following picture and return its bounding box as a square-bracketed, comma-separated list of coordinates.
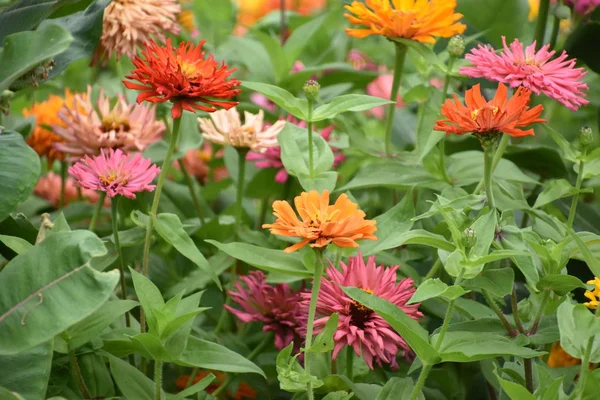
[347, 49, 378, 71]
[246, 117, 345, 183]
[225, 271, 306, 351]
[302, 253, 422, 369]
[176, 143, 228, 184]
[69, 149, 160, 199]
[460, 36, 589, 111]
[566, 0, 600, 14]
[366, 74, 406, 119]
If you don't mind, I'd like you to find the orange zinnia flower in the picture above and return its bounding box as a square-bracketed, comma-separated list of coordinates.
[175, 370, 257, 399]
[23, 90, 78, 166]
[123, 39, 241, 119]
[433, 83, 546, 138]
[263, 190, 377, 253]
[235, 0, 325, 34]
[344, 0, 466, 43]
[546, 342, 581, 368]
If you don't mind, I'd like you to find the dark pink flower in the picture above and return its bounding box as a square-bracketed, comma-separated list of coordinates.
[460, 36, 588, 111]
[69, 148, 160, 199]
[566, 0, 600, 14]
[302, 253, 422, 369]
[246, 117, 345, 183]
[225, 271, 306, 351]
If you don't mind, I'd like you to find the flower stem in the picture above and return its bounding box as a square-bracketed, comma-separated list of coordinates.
[346, 345, 353, 380]
[68, 348, 91, 399]
[511, 286, 526, 334]
[437, 56, 455, 184]
[154, 360, 163, 400]
[184, 367, 198, 389]
[409, 269, 465, 400]
[88, 191, 107, 232]
[567, 149, 586, 229]
[235, 147, 249, 231]
[307, 99, 315, 177]
[111, 197, 130, 328]
[482, 289, 516, 337]
[384, 42, 408, 157]
[178, 159, 204, 225]
[535, 0, 551, 49]
[548, 5, 561, 50]
[483, 144, 496, 210]
[528, 290, 550, 335]
[576, 337, 594, 397]
[305, 248, 326, 400]
[60, 161, 67, 209]
[475, 134, 509, 194]
[524, 358, 534, 392]
[280, 0, 286, 44]
[424, 258, 443, 280]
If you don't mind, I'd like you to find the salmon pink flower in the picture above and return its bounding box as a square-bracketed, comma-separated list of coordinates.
[34, 172, 108, 208]
[345, 0, 466, 43]
[347, 49, 378, 71]
[366, 74, 405, 119]
[263, 190, 377, 253]
[225, 271, 306, 351]
[69, 149, 160, 199]
[124, 39, 241, 119]
[434, 83, 546, 139]
[302, 253, 422, 369]
[460, 37, 588, 111]
[177, 143, 228, 184]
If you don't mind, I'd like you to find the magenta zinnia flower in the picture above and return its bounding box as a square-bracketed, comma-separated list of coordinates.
[246, 117, 345, 183]
[69, 148, 160, 199]
[566, 0, 600, 15]
[460, 37, 588, 111]
[225, 271, 307, 351]
[302, 253, 422, 369]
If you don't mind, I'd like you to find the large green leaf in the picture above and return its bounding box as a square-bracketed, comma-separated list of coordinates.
[311, 95, 394, 122]
[338, 162, 441, 192]
[0, 341, 53, 400]
[557, 301, 600, 362]
[0, 231, 119, 355]
[283, 13, 328, 64]
[242, 81, 308, 119]
[108, 354, 161, 400]
[533, 179, 589, 209]
[178, 337, 266, 377]
[0, 24, 73, 92]
[408, 278, 469, 304]
[0, 132, 40, 223]
[435, 332, 545, 362]
[462, 268, 514, 298]
[0, 0, 74, 41]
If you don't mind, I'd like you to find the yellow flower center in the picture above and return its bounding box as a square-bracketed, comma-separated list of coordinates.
[99, 172, 118, 186]
[102, 114, 130, 132]
[471, 106, 499, 121]
[178, 58, 202, 80]
[353, 288, 374, 312]
[196, 150, 212, 162]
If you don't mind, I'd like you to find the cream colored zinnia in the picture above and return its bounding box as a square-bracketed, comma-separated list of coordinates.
[199, 108, 285, 152]
[93, 0, 181, 63]
[53, 86, 165, 157]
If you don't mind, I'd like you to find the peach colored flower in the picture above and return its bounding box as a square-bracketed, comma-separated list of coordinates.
[34, 172, 107, 208]
[366, 74, 405, 119]
[178, 143, 229, 184]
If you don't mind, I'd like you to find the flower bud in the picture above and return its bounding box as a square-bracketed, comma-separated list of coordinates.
[447, 35, 466, 58]
[579, 126, 594, 147]
[303, 79, 320, 101]
[0, 90, 14, 116]
[462, 228, 477, 248]
[554, 4, 571, 20]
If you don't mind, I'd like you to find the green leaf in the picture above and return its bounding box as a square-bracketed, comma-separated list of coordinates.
[311, 95, 394, 122]
[0, 234, 32, 255]
[172, 373, 215, 400]
[533, 179, 589, 209]
[359, 194, 414, 256]
[341, 286, 440, 364]
[0, 231, 118, 355]
[0, 213, 37, 260]
[501, 229, 540, 285]
[79, 352, 115, 399]
[298, 171, 338, 193]
[0, 341, 53, 399]
[408, 279, 469, 304]
[162, 292, 204, 359]
[66, 300, 138, 349]
[493, 368, 536, 400]
[276, 342, 323, 392]
[154, 213, 221, 289]
[469, 210, 497, 258]
[563, 12, 600, 74]
[206, 240, 311, 278]
[242, 81, 308, 119]
[393, 229, 456, 252]
[130, 333, 171, 361]
[323, 391, 354, 400]
[0, 132, 40, 223]
[448, 151, 538, 186]
[178, 337, 266, 377]
[537, 275, 586, 296]
[129, 268, 164, 336]
[0, 24, 73, 92]
[557, 301, 600, 362]
[0, 387, 23, 399]
[108, 354, 160, 400]
[283, 13, 328, 64]
[376, 377, 419, 400]
[219, 36, 275, 83]
[541, 124, 579, 163]
[0, 0, 74, 41]
[462, 268, 514, 298]
[568, 229, 600, 278]
[338, 162, 441, 192]
[435, 332, 546, 362]
[310, 313, 338, 353]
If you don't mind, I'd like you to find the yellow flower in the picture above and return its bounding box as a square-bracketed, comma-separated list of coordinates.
[584, 277, 600, 310]
[344, 0, 466, 43]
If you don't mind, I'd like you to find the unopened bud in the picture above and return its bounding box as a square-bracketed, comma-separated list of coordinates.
[0, 90, 14, 116]
[303, 79, 320, 101]
[447, 35, 466, 58]
[579, 126, 594, 147]
[462, 228, 477, 248]
[554, 4, 571, 20]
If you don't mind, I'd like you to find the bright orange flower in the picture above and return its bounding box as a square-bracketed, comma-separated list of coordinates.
[263, 190, 377, 253]
[434, 83, 546, 138]
[175, 371, 257, 399]
[547, 342, 581, 368]
[344, 0, 466, 43]
[23, 90, 78, 166]
[235, 0, 325, 34]
[123, 39, 241, 119]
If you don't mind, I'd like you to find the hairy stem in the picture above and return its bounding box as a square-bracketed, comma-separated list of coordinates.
[482, 289, 517, 337]
[567, 149, 586, 229]
[346, 345, 353, 380]
[154, 360, 163, 400]
[69, 349, 91, 399]
[178, 158, 204, 225]
[307, 99, 315, 177]
[475, 134, 509, 194]
[483, 144, 496, 210]
[111, 197, 130, 327]
[305, 249, 326, 400]
[88, 191, 107, 232]
[575, 336, 594, 397]
[534, 0, 551, 48]
[511, 286, 526, 334]
[384, 43, 408, 157]
[529, 290, 550, 335]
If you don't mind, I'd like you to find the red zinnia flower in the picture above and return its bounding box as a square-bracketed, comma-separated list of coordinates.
[123, 39, 241, 119]
[434, 83, 546, 138]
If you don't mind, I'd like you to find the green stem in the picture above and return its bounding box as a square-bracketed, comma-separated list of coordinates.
[511, 286, 526, 334]
[576, 337, 594, 397]
[424, 258, 443, 280]
[567, 149, 586, 229]
[384, 43, 408, 157]
[475, 134, 509, 194]
[68, 349, 91, 399]
[524, 357, 534, 393]
[235, 147, 249, 231]
[534, 0, 551, 48]
[409, 269, 465, 400]
[528, 291, 550, 335]
[154, 360, 163, 400]
[346, 345, 353, 379]
[60, 161, 67, 209]
[184, 367, 198, 390]
[483, 144, 496, 210]
[305, 249, 326, 400]
[178, 159, 204, 225]
[111, 197, 130, 328]
[307, 99, 315, 177]
[88, 191, 107, 232]
[548, 9, 561, 50]
[437, 56, 455, 184]
[482, 289, 516, 337]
